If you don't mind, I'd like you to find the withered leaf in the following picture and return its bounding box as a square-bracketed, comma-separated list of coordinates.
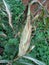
[18, 20, 32, 56]
[18, 5, 32, 56]
[3, 0, 13, 29]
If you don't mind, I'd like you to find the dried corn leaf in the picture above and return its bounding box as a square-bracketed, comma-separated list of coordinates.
[3, 0, 13, 29]
[18, 20, 32, 56]
[18, 5, 32, 56]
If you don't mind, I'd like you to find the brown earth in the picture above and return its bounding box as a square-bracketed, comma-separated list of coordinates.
[22, 0, 49, 14]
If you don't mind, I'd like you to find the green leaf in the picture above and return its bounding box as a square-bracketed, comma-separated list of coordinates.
[23, 56, 46, 65]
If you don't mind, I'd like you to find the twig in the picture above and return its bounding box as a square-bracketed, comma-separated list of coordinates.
[13, 56, 20, 62]
[32, 14, 39, 21]
[37, 0, 49, 16]
[14, 32, 20, 38]
[29, 0, 49, 17]
[27, 45, 35, 53]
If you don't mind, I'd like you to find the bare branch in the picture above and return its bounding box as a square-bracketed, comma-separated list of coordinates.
[14, 32, 20, 38]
